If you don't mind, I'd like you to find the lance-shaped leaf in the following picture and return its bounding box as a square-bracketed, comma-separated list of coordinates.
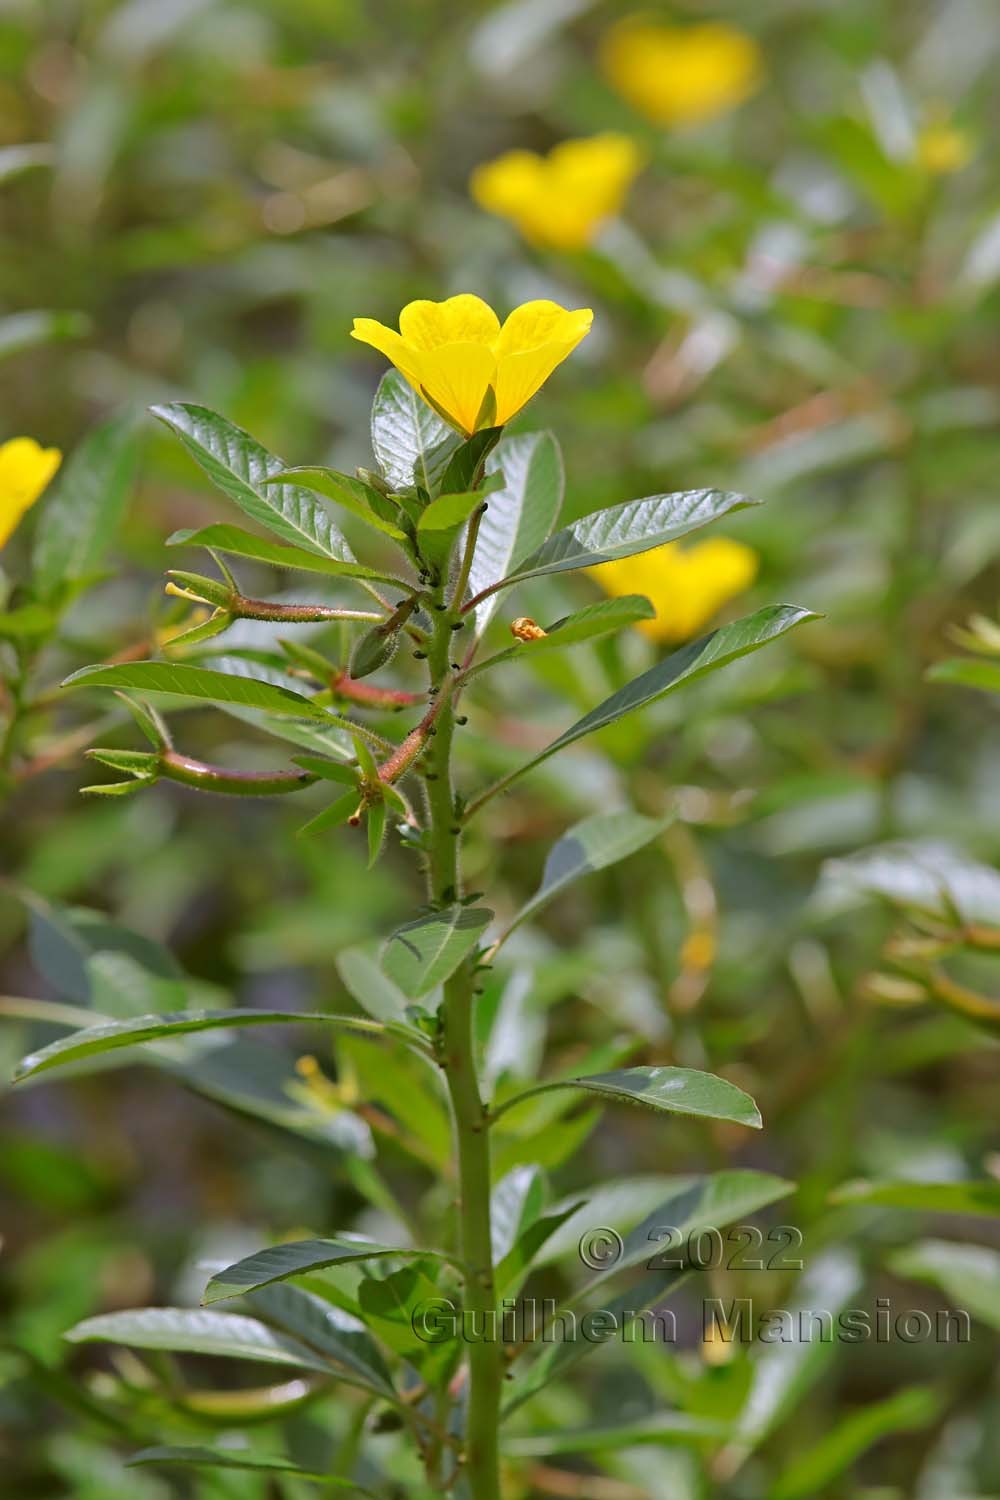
[491, 1166, 545, 1264]
[505, 811, 672, 938]
[152, 403, 356, 561]
[266, 467, 408, 539]
[168, 523, 392, 581]
[62, 660, 334, 721]
[470, 487, 757, 607]
[382, 905, 493, 998]
[33, 414, 140, 601]
[770, 1387, 941, 1500]
[244, 1284, 394, 1396]
[929, 657, 1000, 695]
[65, 1307, 334, 1374]
[468, 431, 563, 629]
[495, 1203, 583, 1295]
[128, 1447, 374, 1489]
[418, 489, 485, 532]
[493, 1065, 761, 1130]
[504, 1412, 732, 1456]
[12, 1008, 420, 1083]
[469, 596, 655, 678]
[889, 1239, 1000, 1330]
[370, 369, 460, 493]
[203, 1236, 452, 1304]
[482, 606, 816, 799]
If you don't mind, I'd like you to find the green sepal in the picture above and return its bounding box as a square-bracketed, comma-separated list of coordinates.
[438, 427, 503, 495]
[367, 800, 387, 866]
[164, 610, 233, 648]
[86, 748, 161, 775]
[116, 693, 171, 749]
[292, 755, 357, 787]
[297, 790, 359, 838]
[165, 570, 234, 608]
[80, 779, 149, 797]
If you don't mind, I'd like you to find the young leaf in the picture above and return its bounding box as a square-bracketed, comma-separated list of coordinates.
[168, 523, 392, 581]
[370, 369, 460, 494]
[152, 403, 357, 561]
[437, 427, 503, 494]
[468, 431, 564, 629]
[32, 414, 140, 601]
[472, 486, 759, 607]
[484, 606, 817, 797]
[65, 1307, 334, 1373]
[505, 811, 672, 936]
[128, 1447, 373, 1489]
[382, 905, 493, 997]
[266, 466, 408, 539]
[357, 1263, 458, 1385]
[417, 490, 484, 532]
[494, 1065, 761, 1129]
[203, 1237, 446, 1304]
[63, 660, 334, 720]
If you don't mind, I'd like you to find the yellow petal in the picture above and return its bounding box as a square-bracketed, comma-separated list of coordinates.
[350, 317, 426, 388]
[416, 342, 497, 437]
[601, 20, 761, 128]
[493, 338, 587, 426]
[399, 294, 500, 352]
[494, 300, 593, 358]
[470, 136, 642, 251]
[0, 436, 61, 550]
[592, 539, 758, 643]
[470, 150, 548, 218]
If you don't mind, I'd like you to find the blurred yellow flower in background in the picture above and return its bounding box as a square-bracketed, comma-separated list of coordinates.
[0, 437, 61, 550]
[600, 18, 761, 128]
[592, 537, 758, 644]
[470, 134, 644, 251]
[917, 118, 974, 175]
[352, 294, 592, 437]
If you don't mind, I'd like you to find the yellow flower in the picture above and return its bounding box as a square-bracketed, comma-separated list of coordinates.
[600, 18, 761, 128]
[0, 437, 61, 550]
[591, 538, 758, 644]
[916, 120, 974, 176]
[470, 133, 644, 251]
[351, 295, 592, 437]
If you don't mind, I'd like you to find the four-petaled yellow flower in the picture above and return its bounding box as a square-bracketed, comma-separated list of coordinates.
[470, 134, 644, 252]
[0, 436, 62, 550]
[352, 295, 592, 437]
[592, 538, 758, 644]
[600, 18, 761, 128]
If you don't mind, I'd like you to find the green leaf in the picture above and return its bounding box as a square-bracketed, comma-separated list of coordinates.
[928, 657, 1000, 694]
[417, 490, 484, 532]
[771, 1387, 941, 1500]
[12, 1008, 412, 1083]
[293, 756, 357, 787]
[471, 596, 656, 676]
[496, 1203, 582, 1295]
[889, 1239, 1000, 1329]
[297, 791, 359, 839]
[382, 905, 493, 998]
[491, 1166, 545, 1264]
[474, 487, 759, 606]
[32, 415, 140, 601]
[493, 606, 817, 792]
[62, 660, 334, 720]
[167, 523, 391, 581]
[367, 799, 387, 866]
[152, 403, 357, 561]
[244, 1284, 394, 1396]
[468, 431, 563, 628]
[337, 943, 414, 1027]
[370, 369, 460, 494]
[128, 1447, 373, 1489]
[268, 467, 408, 539]
[504, 1413, 731, 1457]
[203, 1237, 441, 1304]
[495, 1066, 761, 1129]
[357, 1263, 458, 1385]
[65, 1307, 335, 1373]
[830, 1179, 1000, 1215]
[0, 603, 56, 639]
[506, 811, 671, 936]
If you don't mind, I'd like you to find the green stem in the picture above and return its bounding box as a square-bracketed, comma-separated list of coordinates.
[424, 591, 502, 1500]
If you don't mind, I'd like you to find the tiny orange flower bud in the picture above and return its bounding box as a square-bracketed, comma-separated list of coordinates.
[511, 617, 547, 642]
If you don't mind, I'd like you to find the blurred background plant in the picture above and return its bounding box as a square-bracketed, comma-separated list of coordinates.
[2, 1, 999, 1497]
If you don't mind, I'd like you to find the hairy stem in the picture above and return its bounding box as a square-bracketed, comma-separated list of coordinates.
[424, 592, 501, 1500]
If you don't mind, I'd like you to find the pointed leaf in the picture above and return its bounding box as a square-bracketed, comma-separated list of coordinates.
[507, 811, 671, 935]
[65, 1307, 334, 1373]
[491, 1166, 545, 1264]
[889, 1239, 1000, 1329]
[267, 467, 408, 539]
[382, 905, 493, 997]
[128, 1447, 373, 1489]
[152, 403, 356, 560]
[337, 943, 414, 1027]
[469, 431, 563, 629]
[496, 1065, 761, 1129]
[370, 369, 460, 493]
[204, 1238, 445, 1305]
[496, 606, 817, 790]
[496, 1203, 583, 1294]
[168, 523, 391, 581]
[244, 1284, 394, 1396]
[474, 486, 758, 607]
[62, 660, 333, 720]
[11, 1009, 411, 1083]
[830, 1179, 1000, 1216]
[418, 490, 484, 532]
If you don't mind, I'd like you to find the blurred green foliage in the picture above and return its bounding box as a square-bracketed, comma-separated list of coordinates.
[2, 1, 1000, 1497]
